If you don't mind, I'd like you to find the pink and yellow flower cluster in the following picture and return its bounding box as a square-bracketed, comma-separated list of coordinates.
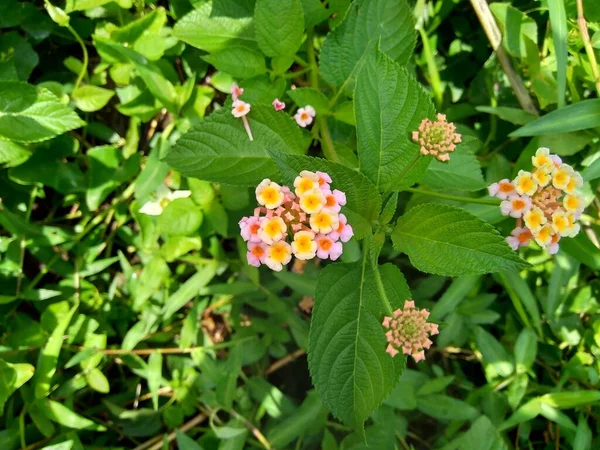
[239, 171, 354, 271]
[382, 300, 439, 362]
[488, 147, 585, 254]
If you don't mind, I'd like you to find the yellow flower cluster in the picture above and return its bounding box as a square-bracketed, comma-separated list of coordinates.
[488, 148, 585, 254]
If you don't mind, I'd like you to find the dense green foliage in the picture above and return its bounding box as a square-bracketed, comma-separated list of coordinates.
[1, 0, 600, 449]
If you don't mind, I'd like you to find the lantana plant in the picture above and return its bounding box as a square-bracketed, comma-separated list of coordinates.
[164, 0, 589, 434]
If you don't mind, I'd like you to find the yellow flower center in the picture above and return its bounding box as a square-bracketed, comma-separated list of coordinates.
[270, 243, 289, 262]
[236, 104, 246, 112]
[261, 186, 279, 203]
[295, 235, 313, 252]
[518, 177, 534, 192]
[314, 212, 332, 228]
[565, 195, 579, 210]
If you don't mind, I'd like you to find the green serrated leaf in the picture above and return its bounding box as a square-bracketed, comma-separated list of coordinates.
[308, 262, 410, 430]
[202, 47, 267, 79]
[268, 150, 381, 238]
[173, 2, 256, 53]
[0, 81, 84, 143]
[165, 106, 307, 186]
[392, 203, 529, 276]
[355, 50, 434, 191]
[421, 137, 486, 192]
[320, 0, 416, 90]
[255, 0, 304, 57]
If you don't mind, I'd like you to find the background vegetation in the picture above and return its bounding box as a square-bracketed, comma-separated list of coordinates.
[1, 0, 600, 449]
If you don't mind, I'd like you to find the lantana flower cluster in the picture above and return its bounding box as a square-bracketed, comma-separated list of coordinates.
[239, 171, 354, 271]
[412, 113, 461, 162]
[488, 147, 585, 254]
[382, 300, 439, 362]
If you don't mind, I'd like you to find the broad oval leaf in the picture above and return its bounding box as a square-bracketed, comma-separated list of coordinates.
[72, 85, 115, 112]
[510, 99, 600, 137]
[355, 50, 434, 191]
[308, 262, 410, 430]
[268, 150, 382, 238]
[392, 203, 529, 276]
[165, 106, 308, 186]
[0, 81, 84, 143]
[255, 0, 305, 57]
[320, 0, 416, 90]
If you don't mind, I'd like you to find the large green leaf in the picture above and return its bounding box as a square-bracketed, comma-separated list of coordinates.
[308, 262, 410, 430]
[355, 50, 434, 191]
[254, 0, 304, 57]
[421, 137, 486, 192]
[0, 82, 84, 143]
[268, 150, 381, 238]
[510, 99, 600, 137]
[202, 47, 266, 79]
[490, 3, 537, 59]
[165, 106, 307, 186]
[173, 1, 256, 52]
[320, 0, 416, 90]
[392, 203, 529, 276]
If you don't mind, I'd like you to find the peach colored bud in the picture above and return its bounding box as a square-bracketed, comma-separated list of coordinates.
[382, 300, 438, 362]
[412, 114, 461, 162]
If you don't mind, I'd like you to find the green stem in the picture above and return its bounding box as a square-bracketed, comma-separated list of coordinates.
[306, 28, 340, 162]
[66, 23, 88, 90]
[418, 27, 443, 109]
[283, 67, 312, 79]
[406, 187, 500, 206]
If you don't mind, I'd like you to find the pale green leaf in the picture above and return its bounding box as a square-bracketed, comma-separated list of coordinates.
[255, 0, 304, 57]
[320, 0, 416, 90]
[165, 106, 308, 186]
[355, 50, 434, 191]
[0, 359, 34, 414]
[42, 399, 106, 431]
[0, 140, 31, 167]
[392, 203, 529, 276]
[33, 302, 78, 398]
[0, 81, 84, 143]
[157, 198, 203, 236]
[510, 99, 600, 136]
[417, 394, 479, 421]
[268, 150, 382, 239]
[548, 0, 567, 107]
[490, 3, 537, 59]
[148, 352, 162, 410]
[85, 368, 110, 394]
[308, 262, 410, 429]
[72, 85, 114, 112]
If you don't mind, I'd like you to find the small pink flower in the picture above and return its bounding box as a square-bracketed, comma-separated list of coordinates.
[239, 216, 263, 243]
[488, 179, 516, 200]
[500, 195, 532, 218]
[272, 98, 285, 111]
[232, 100, 250, 118]
[412, 113, 461, 162]
[246, 242, 267, 267]
[231, 84, 244, 101]
[329, 213, 353, 242]
[315, 234, 343, 260]
[315, 171, 332, 189]
[382, 300, 439, 362]
[505, 227, 533, 251]
[305, 105, 316, 117]
[294, 107, 314, 128]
